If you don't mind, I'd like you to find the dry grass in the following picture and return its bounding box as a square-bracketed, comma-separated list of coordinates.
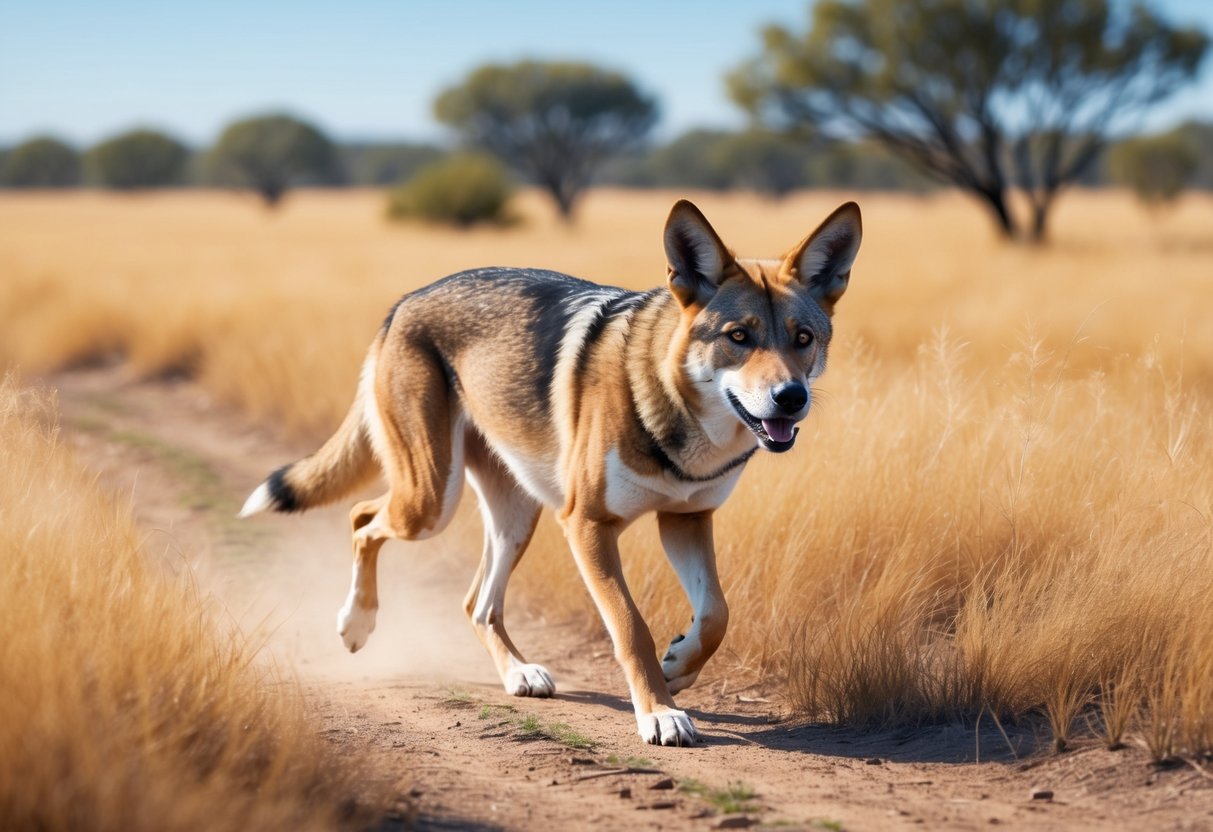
[0, 377, 385, 831]
[2, 187, 1211, 759]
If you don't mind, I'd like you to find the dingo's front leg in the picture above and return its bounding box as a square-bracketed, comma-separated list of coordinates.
[564, 514, 697, 746]
[657, 511, 729, 694]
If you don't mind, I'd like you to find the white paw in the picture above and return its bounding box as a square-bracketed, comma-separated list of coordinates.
[504, 663, 556, 698]
[637, 707, 697, 747]
[662, 634, 700, 694]
[337, 604, 376, 653]
[664, 669, 701, 695]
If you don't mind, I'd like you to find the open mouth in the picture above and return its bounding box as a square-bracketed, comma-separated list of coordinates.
[725, 391, 799, 453]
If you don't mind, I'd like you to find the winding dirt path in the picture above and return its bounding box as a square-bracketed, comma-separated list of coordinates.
[44, 366, 1213, 831]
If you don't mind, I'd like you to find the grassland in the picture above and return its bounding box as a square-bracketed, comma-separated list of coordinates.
[2, 187, 1211, 760]
[0, 377, 385, 830]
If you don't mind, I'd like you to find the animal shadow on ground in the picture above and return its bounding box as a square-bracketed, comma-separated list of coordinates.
[559, 689, 776, 729]
[557, 689, 1039, 762]
[404, 814, 503, 832]
[744, 720, 1042, 764]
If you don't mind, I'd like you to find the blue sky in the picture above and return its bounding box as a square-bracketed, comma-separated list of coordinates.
[2, 0, 1211, 148]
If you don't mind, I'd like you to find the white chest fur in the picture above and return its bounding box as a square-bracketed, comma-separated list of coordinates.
[602, 448, 745, 520]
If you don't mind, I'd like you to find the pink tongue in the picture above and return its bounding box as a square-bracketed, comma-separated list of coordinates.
[761, 418, 795, 443]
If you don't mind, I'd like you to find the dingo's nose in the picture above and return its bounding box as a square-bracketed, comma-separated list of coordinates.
[771, 382, 807, 414]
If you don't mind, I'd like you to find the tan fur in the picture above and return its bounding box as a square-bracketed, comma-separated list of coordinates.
[264, 363, 379, 511]
[242, 199, 862, 746]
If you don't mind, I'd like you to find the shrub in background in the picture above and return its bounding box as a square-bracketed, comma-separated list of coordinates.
[386, 153, 514, 227]
[0, 136, 81, 188]
[85, 128, 188, 189]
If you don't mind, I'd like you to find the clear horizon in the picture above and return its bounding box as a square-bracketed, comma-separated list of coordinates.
[2, 0, 1211, 149]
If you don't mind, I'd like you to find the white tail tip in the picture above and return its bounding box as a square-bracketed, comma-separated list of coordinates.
[238, 482, 273, 518]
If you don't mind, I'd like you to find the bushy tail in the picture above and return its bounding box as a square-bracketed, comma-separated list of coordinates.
[239, 394, 378, 517]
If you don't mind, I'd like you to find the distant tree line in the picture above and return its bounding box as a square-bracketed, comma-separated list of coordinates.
[4, 119, 1208, 198]
[2, 0, 1210, 237]
[597, 129, 935, 193]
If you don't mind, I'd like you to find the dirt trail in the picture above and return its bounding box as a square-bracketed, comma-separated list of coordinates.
[44, 366, 1213, 831]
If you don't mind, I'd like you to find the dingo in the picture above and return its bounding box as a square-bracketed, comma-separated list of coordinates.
[241, 200, 862, 745]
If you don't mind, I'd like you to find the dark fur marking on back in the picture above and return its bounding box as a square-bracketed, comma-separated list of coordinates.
[382, 268, 658, 426]
[521, 285, 584, 416]
[511, 271, 619, 420]
[573, 297, 618, 380]
[573, 290, 654, 380]
[267, 464, 301, 513]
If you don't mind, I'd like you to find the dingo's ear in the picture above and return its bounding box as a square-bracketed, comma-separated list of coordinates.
[783, 202, 862, 316]
[664, 200, 735, 307]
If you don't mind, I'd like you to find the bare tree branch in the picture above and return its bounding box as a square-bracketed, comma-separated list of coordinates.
[729, 0, 1209, 242]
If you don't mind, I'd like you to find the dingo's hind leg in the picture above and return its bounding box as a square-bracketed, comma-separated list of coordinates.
[463, 433, 549, 696]
[338, 495, 388, 652]
[337, 345, 465, 653]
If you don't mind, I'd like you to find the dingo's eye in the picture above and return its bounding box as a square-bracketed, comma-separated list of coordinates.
[796, 330, 813, 348]
[728, 329, 749, 345]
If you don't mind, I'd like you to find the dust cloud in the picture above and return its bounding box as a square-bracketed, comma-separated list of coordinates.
[208, 498, 500, 687]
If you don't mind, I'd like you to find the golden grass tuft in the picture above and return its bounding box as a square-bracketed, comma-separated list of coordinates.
[0, 377, 384, 831]
[2, 188, 1211, 758]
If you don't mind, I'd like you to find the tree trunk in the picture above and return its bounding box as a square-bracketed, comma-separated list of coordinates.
[543, 180, 578, 224]
[972, 186, 1019, 240]
[1028, 199, 1051, 244]
[557, 182, 580, 224]
[259, 182, 285, 209]
[555, 192, 576, 223]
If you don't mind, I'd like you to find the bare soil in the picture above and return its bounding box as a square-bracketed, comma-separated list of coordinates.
[43, 366, 1213, 831]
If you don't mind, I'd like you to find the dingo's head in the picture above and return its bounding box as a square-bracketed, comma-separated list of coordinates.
[664, 199, 862, 453]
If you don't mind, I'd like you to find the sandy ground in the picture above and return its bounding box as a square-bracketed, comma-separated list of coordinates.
[42, 365, 1213, 831]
